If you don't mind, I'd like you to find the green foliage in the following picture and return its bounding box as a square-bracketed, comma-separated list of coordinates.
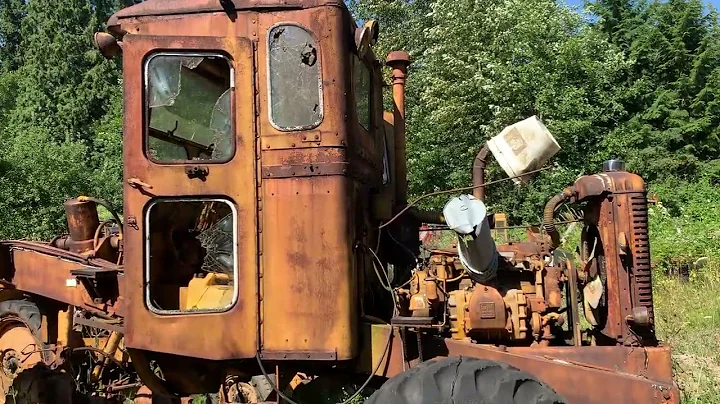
[353, 0, 720, 224]
[649, 177, 720, 269]
[0, 0, 26, 73]
[0, 0, 123, 239]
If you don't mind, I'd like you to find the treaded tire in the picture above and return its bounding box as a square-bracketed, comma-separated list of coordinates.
[0, 300, 49, 362]
[0, 300, 43, 335]
[365, 356, 566, 404]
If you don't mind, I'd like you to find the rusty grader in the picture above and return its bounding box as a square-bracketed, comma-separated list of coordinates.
[0, 1, 678, 403]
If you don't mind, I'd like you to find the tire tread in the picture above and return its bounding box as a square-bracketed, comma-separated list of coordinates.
[366, 356, 566, 404]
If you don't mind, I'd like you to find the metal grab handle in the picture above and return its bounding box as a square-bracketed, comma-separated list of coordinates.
[127, 178, 153, 191]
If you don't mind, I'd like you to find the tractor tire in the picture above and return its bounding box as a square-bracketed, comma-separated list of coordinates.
[0, 299, 74, 404]
[0, 300, 43, 335]
[365, 356, 566, 404]
[0, 299, 50, 363]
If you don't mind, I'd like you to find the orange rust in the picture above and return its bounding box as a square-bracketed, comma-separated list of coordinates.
[121, 33, 258, 360]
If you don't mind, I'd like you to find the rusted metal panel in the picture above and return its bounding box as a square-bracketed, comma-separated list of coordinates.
[262, 162, 349, 178]
[362, 331, 678, 402]
[575, 171, 651, 344]
[441, 339, 679, 404]
[258, 350, 337, 360]
[509, 345, 674, 382]
[6, 249, 86, 307]
[121, 33, 258, 360]
[256, 7, 364, 361]
[356, 323, 408, 378]
[260, 176, 357, 360]
[111, 0, 344, 21]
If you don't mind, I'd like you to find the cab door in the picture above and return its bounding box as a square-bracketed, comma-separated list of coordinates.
[121, 35, 257, 360]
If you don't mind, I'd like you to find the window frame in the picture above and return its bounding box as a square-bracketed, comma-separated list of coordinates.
[353, 55, 372, 132]
[266, 22, 324, 132]
[144, 197, 240, 315]
[143, 51, 236, 165]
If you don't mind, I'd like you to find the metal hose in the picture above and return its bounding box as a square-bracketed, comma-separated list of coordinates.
[543, 187, 575, 248]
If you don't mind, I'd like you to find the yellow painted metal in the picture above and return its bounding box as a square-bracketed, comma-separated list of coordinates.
[179, 274, 234, 311]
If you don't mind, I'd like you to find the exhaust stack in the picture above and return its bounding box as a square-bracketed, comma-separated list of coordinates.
[386, 51, 411, 205]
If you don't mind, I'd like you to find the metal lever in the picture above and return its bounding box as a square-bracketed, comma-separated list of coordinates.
[128, 178, 153, 191]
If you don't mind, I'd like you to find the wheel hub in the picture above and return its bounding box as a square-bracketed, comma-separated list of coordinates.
[1, 350, 22, 378]
[0, 321, 46, 404]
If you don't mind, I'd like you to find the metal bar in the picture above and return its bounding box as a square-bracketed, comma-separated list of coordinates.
[567, 261, 582, 346]
[259, 350, 337, 360]
[73, 316, 125, 334]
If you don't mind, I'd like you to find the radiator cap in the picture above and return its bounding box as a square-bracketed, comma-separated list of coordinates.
[602, 159, 625, 172]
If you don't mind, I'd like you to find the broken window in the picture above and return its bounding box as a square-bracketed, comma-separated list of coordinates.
[145, 53, 234, 163]
[268, 24, 323, 130]
[145, 199, 237, 314]
[354, 56, 371, 130]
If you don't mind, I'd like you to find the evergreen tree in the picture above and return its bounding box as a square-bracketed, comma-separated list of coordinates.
[0, 0, 123, 239]
[0, 0, 25, 73]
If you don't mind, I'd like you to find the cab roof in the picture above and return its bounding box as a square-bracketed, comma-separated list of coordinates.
[111, 0, 345, 20]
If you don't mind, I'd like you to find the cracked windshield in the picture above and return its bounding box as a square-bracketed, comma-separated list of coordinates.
[146, 54, 233, 162]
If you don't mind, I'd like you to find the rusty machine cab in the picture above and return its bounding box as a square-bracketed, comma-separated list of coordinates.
[107, 0, 391, 361]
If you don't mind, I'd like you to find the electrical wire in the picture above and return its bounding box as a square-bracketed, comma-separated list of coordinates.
[255, 247, 397, 404]
[386, 230, 419, 266]
[255, 326, 393, 404]
[415, 219, 582, 232]
[378, 166, 551, 229]
[365, 244, 394, 293]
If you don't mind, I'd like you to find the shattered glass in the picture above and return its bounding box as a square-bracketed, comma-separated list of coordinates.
[146, 54, 234, 162]
[148, 56, 204, 108]
[146, 199, 237, 313]
[196, 212, 234, 275]
[268, 25, 322, 130]
[209, 89, 233, 161]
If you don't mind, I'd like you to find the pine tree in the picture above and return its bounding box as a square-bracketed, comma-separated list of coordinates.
[0, 0, 123, 239]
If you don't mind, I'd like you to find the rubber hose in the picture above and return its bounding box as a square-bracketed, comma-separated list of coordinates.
[543, 187, 574, 248]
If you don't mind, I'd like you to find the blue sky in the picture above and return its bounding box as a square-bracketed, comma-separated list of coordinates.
[564, 0, 720, 9]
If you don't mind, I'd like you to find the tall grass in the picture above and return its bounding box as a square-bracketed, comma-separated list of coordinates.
[649, 178, 720, 404]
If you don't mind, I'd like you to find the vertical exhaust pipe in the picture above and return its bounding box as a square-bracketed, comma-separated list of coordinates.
[472, 145, 491, 201]
[386, 51, 411, 205]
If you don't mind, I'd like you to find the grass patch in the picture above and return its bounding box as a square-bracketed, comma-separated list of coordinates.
[654, 264, 720, 404]
[649, 178, 720, 403]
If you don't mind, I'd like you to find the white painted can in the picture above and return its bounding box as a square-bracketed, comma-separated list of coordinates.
[487, 115, 560, 184]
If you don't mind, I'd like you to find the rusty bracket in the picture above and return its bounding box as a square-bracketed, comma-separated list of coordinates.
[185, 166, 209, 180]
[73, 315, 125, 334]
[258, 350, 337, 360]
[261, 162, 349, 179]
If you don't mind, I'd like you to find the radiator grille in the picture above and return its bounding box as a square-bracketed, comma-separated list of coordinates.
[629, 193, 654, 325]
